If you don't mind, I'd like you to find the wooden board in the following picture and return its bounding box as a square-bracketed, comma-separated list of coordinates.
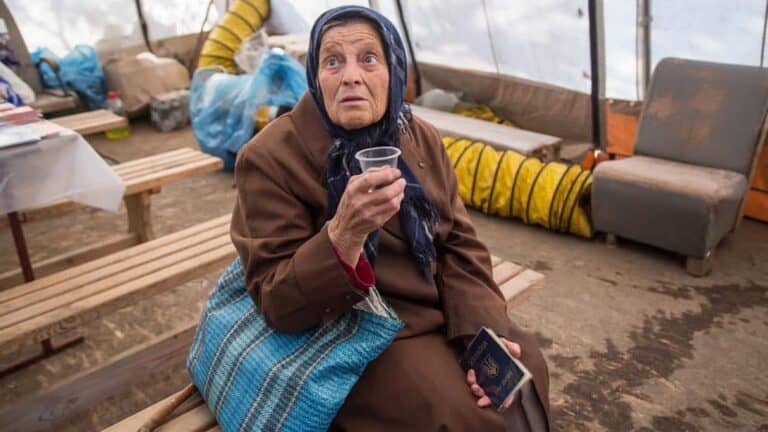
[104, 256, 547, 432]
[0, 322, 197, 432]
[410, 105, 562, 158]
[745, 188, 768, 223]
[51, 109, 128, 135]
[0, 233, 140, 290]
[0, 216, 233, 355]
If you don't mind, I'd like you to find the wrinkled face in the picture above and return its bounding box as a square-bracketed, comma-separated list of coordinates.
[317, 21, 390, 130]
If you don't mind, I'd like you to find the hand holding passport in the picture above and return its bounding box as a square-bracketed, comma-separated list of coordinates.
[461, 327, 532, 412]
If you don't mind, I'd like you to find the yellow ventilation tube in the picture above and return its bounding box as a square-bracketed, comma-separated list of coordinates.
[443, 136, 594, 238]
[198, 0, 271, 73]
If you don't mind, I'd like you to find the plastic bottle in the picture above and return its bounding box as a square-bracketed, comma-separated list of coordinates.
[104, 90, 131, 140]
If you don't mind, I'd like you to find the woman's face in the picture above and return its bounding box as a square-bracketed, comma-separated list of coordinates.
[317, 21, 389, 130]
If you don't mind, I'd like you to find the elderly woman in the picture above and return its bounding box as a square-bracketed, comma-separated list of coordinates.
[231, 6, 549, 431]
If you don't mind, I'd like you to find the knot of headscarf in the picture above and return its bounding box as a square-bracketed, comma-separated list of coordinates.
[306, 6, 439, 278]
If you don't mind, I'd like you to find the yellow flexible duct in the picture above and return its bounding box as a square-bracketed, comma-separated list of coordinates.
[443, 136, 594, 238]
[454, 105, 516, 127]
[198, 0, 271, 73]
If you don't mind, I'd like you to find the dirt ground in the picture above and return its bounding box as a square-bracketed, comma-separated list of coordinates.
[0, 120, 766, 431]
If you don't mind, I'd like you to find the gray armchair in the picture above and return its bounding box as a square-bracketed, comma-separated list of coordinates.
[592, 58, 768, 276]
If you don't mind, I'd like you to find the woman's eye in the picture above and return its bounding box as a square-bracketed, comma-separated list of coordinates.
[363, 54, 378, 65]
[326, 57, 339, 67]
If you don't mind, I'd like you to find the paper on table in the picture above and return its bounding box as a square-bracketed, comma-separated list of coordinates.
[0, 125, 41, 149]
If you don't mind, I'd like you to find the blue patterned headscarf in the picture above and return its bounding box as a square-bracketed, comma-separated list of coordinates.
[306, 6, 439, 278]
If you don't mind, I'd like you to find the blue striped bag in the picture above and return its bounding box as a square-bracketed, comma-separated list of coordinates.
[187, 258, 403, 432]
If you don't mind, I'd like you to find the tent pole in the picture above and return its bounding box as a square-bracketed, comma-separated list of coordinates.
[588, 0, 606, 150]
[394, 0, 422, 97]
[637, 0, 652, 99]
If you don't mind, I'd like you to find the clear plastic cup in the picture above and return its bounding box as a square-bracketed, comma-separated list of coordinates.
[355, 146, 401, 171]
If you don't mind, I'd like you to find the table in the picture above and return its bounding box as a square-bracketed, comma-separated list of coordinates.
[0, 132, 125, 282]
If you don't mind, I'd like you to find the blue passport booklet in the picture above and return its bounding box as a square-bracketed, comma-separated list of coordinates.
[460, 327, 532, 412]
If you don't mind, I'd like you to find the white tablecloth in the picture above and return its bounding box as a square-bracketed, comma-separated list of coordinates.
[0, 132, 125, 214]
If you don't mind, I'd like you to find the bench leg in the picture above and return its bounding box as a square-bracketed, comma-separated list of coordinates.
[605, 233, 618, 248]
[0, 332, 85, 377]
[686, 251, 714, 277]
[125, 191, 155, 242]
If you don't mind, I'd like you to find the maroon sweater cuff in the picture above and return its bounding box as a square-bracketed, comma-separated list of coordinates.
[330, 243, 375, 293]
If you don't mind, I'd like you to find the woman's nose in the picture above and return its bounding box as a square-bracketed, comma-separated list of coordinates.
[341, 63, 363, 86]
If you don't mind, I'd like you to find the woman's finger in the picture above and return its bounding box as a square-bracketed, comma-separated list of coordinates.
[477, 396, 492, 408]
[502, 339, 522, 358]
[471, 384, 484, 398]
[466, 369, 476, 386]
[353, 167, 401, 193]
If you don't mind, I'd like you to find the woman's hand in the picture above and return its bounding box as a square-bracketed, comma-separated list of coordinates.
[466, 338, 522, 409]
[328, 166, 406, 265]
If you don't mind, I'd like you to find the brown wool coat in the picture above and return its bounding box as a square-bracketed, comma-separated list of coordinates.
[231, 94, 550, 431]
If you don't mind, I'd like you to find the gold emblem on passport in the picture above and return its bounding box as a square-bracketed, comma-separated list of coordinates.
[481, 355, 499, 378]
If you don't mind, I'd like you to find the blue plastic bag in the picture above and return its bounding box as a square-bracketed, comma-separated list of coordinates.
[190, 48, 308, 170]
[187, 258, 402, 432]
[31, 45, 106, 109]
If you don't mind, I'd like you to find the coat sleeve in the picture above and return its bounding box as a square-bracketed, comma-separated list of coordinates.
[230, 129, 365, 333]
[429, 125, 514, 342]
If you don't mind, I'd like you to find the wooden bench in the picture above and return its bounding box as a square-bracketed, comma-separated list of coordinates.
[411, 105, 563, 161]
[100, 256, 544, 432]
[50, 109, 128, 136]
[0, 215, 234, 379]
[0, 148, 223, 289]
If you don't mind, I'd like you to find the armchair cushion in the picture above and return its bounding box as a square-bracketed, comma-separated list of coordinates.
[593, 156, 748, 257]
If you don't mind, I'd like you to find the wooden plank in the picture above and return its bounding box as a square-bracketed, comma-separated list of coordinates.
[156, 403, 217, 432]
[115, 151, 205, 178]
[0, 231, 231, 325]
[492, 261, 524, 286]
[111, 148, 195, 171]
[0, 221, 227, 309]
[117, 153, 212, 181]
[499, 269, 545, 308]
[736, 114, 768, 228]
[0, 233, 140, 290]
[102, 391, 205, 432]
[119, 153, 217, 182]
[0, 323, 197, 432]
[51, 109, 128, 135]
[0, 243, 235, 354]
[124, 158, 223, 195]
[410, 105, 562, 156]
[125, 191, 155, 242]
[0, 215, 229, 304]
[745, 188, 768, 223]
[29, 93, 78, 114]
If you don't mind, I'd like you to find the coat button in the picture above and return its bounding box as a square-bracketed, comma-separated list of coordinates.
[323, 306, 333, 314]
[418, 161, 426, 169]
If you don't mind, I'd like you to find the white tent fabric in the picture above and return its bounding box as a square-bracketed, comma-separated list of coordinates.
[5, 0, 228, 56]
[605, 0, 768, 100]
[4, 0, 768, 100]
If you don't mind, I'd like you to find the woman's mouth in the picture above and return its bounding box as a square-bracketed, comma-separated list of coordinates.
[340, 96, 366, 103]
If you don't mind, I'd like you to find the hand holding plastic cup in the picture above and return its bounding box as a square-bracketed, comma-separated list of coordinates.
[355, 146, 401, 172]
